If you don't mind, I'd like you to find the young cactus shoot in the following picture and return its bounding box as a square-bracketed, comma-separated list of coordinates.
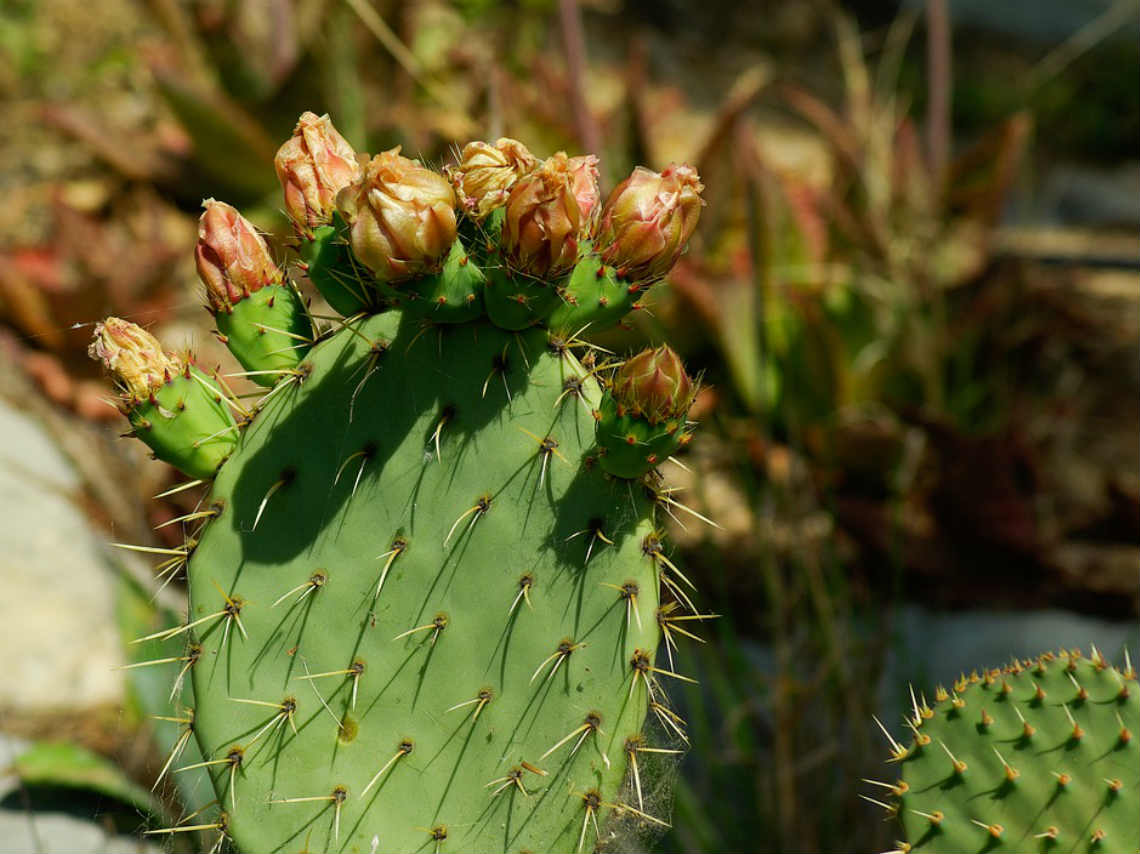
[92, 113, 708, 854]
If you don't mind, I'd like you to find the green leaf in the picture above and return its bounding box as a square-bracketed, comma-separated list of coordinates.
[9, 741, 167, 821]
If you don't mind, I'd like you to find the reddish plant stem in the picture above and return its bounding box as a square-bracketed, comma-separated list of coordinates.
[558, 0, 602, 159]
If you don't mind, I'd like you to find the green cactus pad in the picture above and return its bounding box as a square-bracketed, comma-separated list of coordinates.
[459, 209, 505, 269]
[595, 394, 690, 480]
[299, 222, 378, 317]
[215, 284, 314, 385]
[102, 126, 711, 853]
[127, 367, 237, 479]
[547, 250, 639, 334]
[875, 649, 1139, 854]
[182, 312, 683, 853]
[403, 237, 485, 324]
[482, 267, 563, 331]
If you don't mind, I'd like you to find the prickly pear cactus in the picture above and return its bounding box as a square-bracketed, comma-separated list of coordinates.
[868, 648, 1140, 854]
[93, 115, 710, 853]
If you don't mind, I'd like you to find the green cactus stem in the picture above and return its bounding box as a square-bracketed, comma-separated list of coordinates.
[298, 219, 378, 318]
[128, 366, 239, 480]
[547, 249, 640, 335]
[482, 266, 564, 330]
[403, 236, 486, 323]
[213, 284, 314, 385]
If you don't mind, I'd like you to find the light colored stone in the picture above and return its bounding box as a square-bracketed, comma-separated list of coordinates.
[0, 401, 124, 710]
[0, 809, 156, 854]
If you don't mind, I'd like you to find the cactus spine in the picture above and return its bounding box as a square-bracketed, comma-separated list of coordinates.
[95, 115, 707, 853]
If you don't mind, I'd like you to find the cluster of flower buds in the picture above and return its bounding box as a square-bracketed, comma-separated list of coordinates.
[336, 147, 458, 283]
[88, 318, 185, 401]
[611, 345, 696, 425]
[501, 152, 600, 279]
[269, 110, 704, 312]
[274, 112, 362, 234]
[597, 164, 704, 282]
[446, 138, 539, 219]
[195, 200, 283, 313]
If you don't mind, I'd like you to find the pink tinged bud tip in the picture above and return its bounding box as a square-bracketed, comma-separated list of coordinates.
[336, 147, 458, 283]
[502, 152, 584, 279]
[195, 200, 282, 312]
[567, 154, 601, 238]
[613, 345, 695, 425]
[88, 317, 184, 401]
[274, 112, 361, 231]
[598, 163, 705, 281]
[446, 138, 539, 219]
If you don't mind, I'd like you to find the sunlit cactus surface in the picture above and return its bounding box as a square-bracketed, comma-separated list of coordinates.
[868, 647, 1139, 854]
[92, 112, 711, 854]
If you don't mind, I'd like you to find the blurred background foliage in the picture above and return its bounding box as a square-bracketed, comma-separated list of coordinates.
[1, 0, 1137, 852]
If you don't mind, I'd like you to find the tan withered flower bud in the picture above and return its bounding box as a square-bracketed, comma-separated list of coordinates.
[567, 154, 601, 237]
[502, 152, 582, 279]
[446, 138, 539, 219]
[612, 345, 695, 425]
[195, 200, 282, 312]
[274, 112, 361, 231]
[598, 163, 704, 281]
[88, 317, 184, 400]
[336, 147, 457, 283]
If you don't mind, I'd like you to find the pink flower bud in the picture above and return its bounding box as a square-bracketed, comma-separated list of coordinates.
[274, 112, 361, 232]
[195, 200, 283, 312]
[612, 345, 695, 425]
[598, 163, 704, 281]
[446, 138, 539, 219]
[88, 317, 184, 400]
[567, 154, 601, 237]
[336, 147, 457, 283]
[502, 152, 582, 279]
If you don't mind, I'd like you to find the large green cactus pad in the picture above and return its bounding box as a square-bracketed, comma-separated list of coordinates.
[185, 312, 670, 853]
[878, 649, 1139, 854]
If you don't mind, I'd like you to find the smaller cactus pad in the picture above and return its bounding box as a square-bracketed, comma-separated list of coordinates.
[870, 648, 1139, 854]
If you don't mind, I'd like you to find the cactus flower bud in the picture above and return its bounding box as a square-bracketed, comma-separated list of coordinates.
[595, 344, 697, 478]
[567, 154, 601, 237]
[612, 345, 696, 425]
[274, 112, 361, 232]
[88, 317, 184, 400]
[502, 152, 583, 279]
[195, 200, 283, 313]
[598, 163, 704, 281]
[89, 317, 237, 479]
[446, 138, 539, 219]
[336, 147, 457, 283]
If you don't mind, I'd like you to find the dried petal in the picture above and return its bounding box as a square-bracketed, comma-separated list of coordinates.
[88, 317, 183, 400]
[567, 154, 601, 237]
[447, 138, 539, 219]
[502, 152, 582, 279]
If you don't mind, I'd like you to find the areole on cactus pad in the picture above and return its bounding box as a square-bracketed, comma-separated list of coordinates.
[92, 113, 710, 853]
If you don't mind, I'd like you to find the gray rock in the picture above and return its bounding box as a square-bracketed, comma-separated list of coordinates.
[0, 400, 124, 711]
